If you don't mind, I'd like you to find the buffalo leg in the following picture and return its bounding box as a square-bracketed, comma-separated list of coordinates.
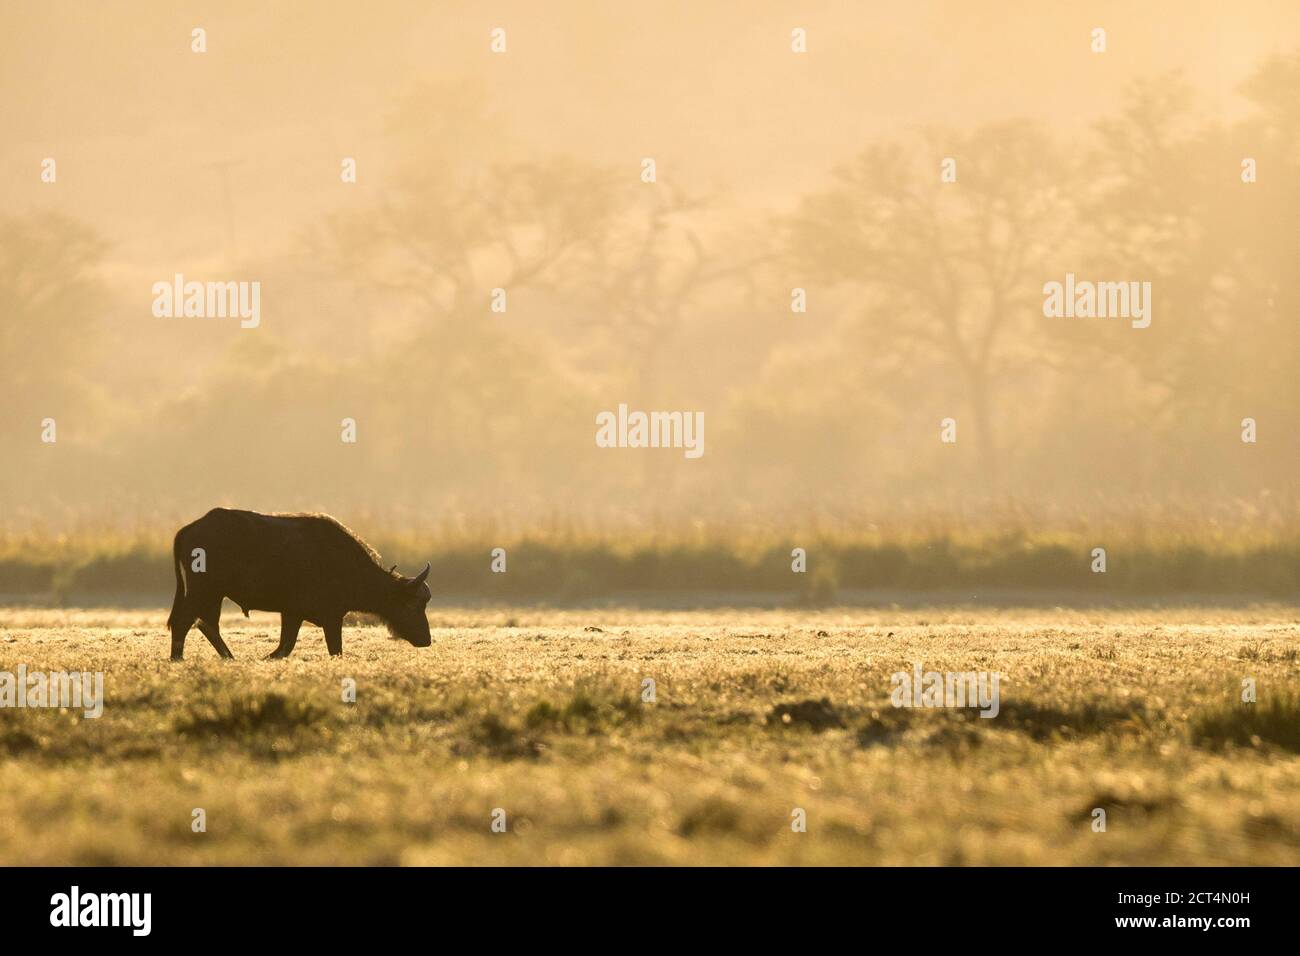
[169, 608, 197, 661]
[267, 616, 302, 659]
[196, 619, 234, 659]
[323, 617, 344, 657]
[194, 601, 234, 659]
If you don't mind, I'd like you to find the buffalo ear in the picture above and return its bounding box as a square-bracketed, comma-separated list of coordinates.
[410, 562, 431, 587]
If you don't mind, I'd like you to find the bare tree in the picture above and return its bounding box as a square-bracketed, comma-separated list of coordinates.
[786, 122, 1074, 487]
[576, 183, 763, 396]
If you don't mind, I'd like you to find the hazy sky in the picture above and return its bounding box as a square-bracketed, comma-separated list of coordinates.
[2, 1, 1298, 528]
[4, 0, 1297, 281]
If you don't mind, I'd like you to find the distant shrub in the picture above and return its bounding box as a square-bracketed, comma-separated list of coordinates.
[1, 525, 1296, 602]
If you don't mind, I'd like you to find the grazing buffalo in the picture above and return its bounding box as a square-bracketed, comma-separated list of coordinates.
[166, 508, 432, 660]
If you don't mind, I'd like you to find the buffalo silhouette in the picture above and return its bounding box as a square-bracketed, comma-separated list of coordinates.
[166, 508, 431, 660]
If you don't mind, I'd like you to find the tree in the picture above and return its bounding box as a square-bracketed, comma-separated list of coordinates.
[786, 122, 1074, 488]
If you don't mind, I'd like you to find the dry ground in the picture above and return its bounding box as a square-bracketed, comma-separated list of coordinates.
[1, 604, 1298, 865]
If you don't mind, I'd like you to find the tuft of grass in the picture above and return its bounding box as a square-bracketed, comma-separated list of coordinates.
[676, 797, 744, 838]
[766, 697, 845, 731]
[1191, 695, 1300, 753]
[993, 700, 1151, 741]
[1078, 790, 1181, 819]
[467, 713, 546, 760]
[523, 701, 563, 727]
[0, 729, 41, 755]
[524, 686, 642, 733]
[176, 692, 325, 737]
[855, 708, 912, 747]
[1237, 640, 1266, 661]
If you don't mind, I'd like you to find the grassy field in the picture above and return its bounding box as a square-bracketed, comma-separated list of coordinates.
[1, 604, 1298, 865]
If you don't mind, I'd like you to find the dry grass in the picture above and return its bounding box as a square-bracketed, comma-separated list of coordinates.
[0, 604, 1298, 865]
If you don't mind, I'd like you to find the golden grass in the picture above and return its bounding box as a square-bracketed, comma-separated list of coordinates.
[1, 605, 1298, 865]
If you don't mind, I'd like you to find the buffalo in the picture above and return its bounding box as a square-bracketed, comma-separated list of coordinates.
[166, 508, 432, 660]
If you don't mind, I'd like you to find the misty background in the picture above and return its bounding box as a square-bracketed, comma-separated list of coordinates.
[2, 0, 1298, 545]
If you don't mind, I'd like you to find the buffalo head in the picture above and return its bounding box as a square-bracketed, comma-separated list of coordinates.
[386, 562, 432, 647]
